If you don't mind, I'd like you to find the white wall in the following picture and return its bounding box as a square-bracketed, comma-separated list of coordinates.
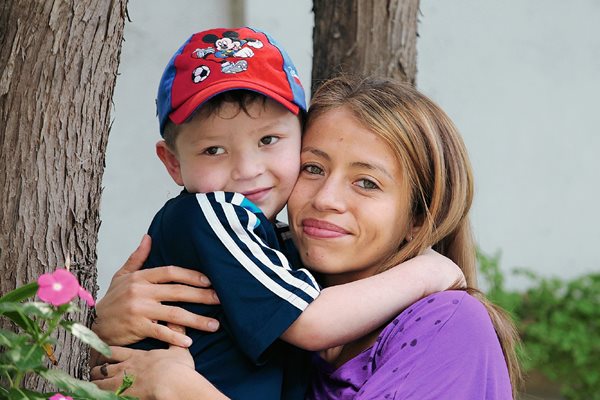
[97, 0, 599, 295]
[417, 0, 600, 287]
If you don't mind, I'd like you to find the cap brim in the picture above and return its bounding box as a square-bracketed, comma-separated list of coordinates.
[169, 80, 300, 125]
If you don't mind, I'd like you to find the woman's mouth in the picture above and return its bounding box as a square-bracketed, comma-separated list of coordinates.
[301, 218, 350, 239]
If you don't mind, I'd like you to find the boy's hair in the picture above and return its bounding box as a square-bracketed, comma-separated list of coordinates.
[162, 90, 267, 149]
[163, 90, 306, 150]
[156, 27, 306, 138]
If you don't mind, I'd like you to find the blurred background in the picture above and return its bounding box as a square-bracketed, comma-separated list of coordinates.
[96, 1, 599, 398]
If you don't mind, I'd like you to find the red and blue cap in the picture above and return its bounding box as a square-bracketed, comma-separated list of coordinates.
[156, 27, 307, 136]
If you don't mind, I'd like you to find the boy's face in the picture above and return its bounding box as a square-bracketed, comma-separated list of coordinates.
[159, 98, 301, 220]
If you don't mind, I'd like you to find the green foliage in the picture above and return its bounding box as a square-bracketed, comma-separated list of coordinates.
[0, 281, 137, 400]
[478, 250, 600, 400]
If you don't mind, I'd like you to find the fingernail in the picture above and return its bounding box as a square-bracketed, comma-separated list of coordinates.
[208, 321, 219, 331]
[212, 291, 219, 302]
[201, 275, 211, 285]
[182, 336, 192, 347]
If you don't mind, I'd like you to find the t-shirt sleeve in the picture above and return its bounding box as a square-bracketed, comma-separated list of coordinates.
[356, 291, 513, 400]
[157, 191, 320, 363]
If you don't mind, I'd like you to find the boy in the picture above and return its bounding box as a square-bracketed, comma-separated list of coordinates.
[130, 27, 460, 399]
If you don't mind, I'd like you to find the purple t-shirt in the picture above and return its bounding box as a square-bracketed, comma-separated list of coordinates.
[308, 290, 512, 399]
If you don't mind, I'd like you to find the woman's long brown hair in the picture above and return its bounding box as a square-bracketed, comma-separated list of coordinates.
[307, 75, 522, 396]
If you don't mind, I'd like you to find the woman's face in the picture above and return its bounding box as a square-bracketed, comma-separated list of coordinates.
[288, 106, 413, 286]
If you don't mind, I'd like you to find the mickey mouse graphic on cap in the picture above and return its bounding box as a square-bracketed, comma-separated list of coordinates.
[191, 30, 264, 76]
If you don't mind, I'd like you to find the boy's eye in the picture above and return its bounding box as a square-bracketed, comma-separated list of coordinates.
[302, 164, 324, 175]
[259, 136, 279, 146]
[203, 146, 225, 155]
[355, 178, 380, 190]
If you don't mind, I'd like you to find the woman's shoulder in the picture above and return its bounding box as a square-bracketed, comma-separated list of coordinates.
[404, 290, 488, 321]
[373, 289, 504, 376]
[369, 294, 511, 399]
[378, 290, 493, 351]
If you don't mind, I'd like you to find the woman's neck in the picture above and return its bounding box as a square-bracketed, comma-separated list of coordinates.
[326, 328, 384, 368]
[322, 268, 378, 287]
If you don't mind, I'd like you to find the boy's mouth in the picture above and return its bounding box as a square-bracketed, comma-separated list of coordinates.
[242, 187, 272, 203]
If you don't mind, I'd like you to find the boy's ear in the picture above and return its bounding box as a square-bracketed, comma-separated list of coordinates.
[156, 141, 184, 186]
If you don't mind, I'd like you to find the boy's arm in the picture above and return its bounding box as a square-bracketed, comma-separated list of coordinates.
[280, 249, 464, 351]
[178, 193, 463, 355]
[110, 192, 461, 360]
[171, 192, 321, 363]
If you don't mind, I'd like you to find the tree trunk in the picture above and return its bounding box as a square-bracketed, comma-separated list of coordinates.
[311, 0, 419, 94]
[0, 0, 127, 391]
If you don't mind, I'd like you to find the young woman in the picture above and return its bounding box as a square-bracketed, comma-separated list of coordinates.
[292, 75, 520, 399]
[92, 76, 520, 399]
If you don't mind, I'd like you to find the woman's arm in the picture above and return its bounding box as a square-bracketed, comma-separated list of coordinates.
[91, 344, 228, 400]
[92, 235, 221, 348]
[95, 237, 462, 353]
[281, 249, 465, 351]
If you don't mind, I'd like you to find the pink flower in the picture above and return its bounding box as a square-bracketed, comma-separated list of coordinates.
[49, 394, 73, 400]
[37, 269, 79, 306]
[78, 285, 95, 307]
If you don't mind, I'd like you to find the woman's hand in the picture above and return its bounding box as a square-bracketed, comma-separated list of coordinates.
[92, 235, 220, 348]
[91, 325, 228, 400]
[91, 345, 193, 399]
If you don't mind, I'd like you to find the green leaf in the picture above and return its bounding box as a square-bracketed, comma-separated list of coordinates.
[59, 321, 111, 357]
[5, 343, 45, 370]
[116, 373, 135, 395]
[6, 387, 48, 399]
[0, 282, 39, 304]
[0, 302, 55, 319]
[0, 313, 39, 336]
[0, 328, 26, 348]
[0, 302, 42, 336]
[39, 369, 137, 400]
[56, 303, 80, 315]
[0, 302, 49, 337]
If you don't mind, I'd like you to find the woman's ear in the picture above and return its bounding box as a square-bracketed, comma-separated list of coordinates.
[156, 141, 184, 186]
[405, 226, 418, 242]
[405, 215, 424, 242]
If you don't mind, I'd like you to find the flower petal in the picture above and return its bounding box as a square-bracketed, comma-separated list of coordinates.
[37, 269, 80, 306]
[49, 393, 73, 400]
[78, 286, 95, 307]
[37, 273, 54, 287]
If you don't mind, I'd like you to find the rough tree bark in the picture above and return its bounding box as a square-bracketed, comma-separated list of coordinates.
[312, 0, 419, 93]
[0, 0, 127, 391]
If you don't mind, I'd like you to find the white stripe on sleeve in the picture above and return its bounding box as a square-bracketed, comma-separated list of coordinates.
[197, 194, 318, 311]
[230, 193, 320, 290]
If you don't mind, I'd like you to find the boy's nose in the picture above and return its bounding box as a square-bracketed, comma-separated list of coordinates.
[231, 153, 266, 181]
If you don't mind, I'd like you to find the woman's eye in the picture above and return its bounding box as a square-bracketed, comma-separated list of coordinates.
[302, 164, 323, 175]
[356, 179, 380, 190]
[203, 146, 225, 155]
[259, 136, 279, 146]
[302, 164, 324, 175]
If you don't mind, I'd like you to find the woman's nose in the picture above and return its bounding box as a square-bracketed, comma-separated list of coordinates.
[312, 177, 347, 213]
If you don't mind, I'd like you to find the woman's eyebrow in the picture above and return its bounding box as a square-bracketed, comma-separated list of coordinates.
[301, 146, 330, 160]
[351, 161, 394, 180]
